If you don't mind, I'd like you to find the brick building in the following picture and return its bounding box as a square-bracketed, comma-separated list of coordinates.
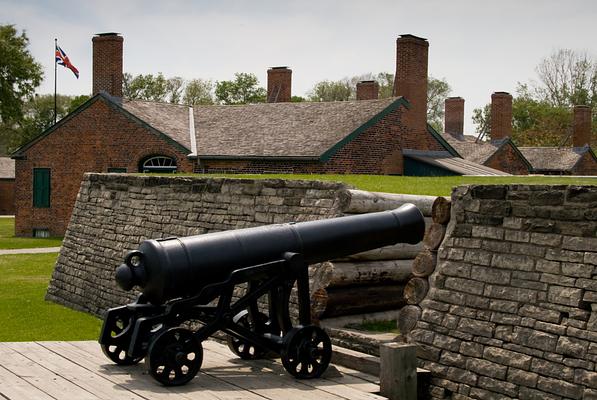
[440, 94, 532, 175]
[0, 157, 15, 215]
[519, 105, 597, 175]
[13, 33, 506, 237]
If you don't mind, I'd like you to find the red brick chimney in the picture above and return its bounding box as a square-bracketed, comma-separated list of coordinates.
[267, 67, 292, 103]
[572, 105, 592, 147]
[394, 34, 428, 134]
[356, 80, 379, 100]
[490, 91, 512, 141]
[93, 33, 123, 97]
[444, 97, 464, 136]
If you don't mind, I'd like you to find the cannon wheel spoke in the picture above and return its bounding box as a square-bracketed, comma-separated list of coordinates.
[226, 310, 268, 360]
[281, 325, 332, 379]
[147, 327, 203, 386]
[100, 309, 144, 365]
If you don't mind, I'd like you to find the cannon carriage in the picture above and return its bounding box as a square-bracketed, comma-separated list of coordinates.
[99, 204, 425, 386]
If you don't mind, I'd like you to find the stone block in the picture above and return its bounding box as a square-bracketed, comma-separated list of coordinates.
[483, 346, 532, 370]
[477, 376, 517, 397]
[507, 367, 538, 388]
[504, 229, 530, 243]
[513, 327, 558, 352]
[471, 266, 511, 285]
[441, 261, 471, 278]
[556, 336, 588, 358]
[471, 226, 504, 240]
[518, 387, 562, 400]
[585, 252, 597, 265]
[546, 248, 585, 263]
[534, 321, 566, 335]
[460, 341, 484, 358]
[445, 277, 484, 295]
[535, 259, 561, 274]
[490, 312, 520, 325]
[488, 299, 519, 314]
[537, 376, 583, 399]
[457, 318, 495, 338]
[463, 250, 493, 266]
[531, 357, 574, 381]
[440, 350, 467, 368]
[446, 366, 478, 386]
[491, 253, 535, 271]
[484, 284, 537, 303]
[547, 286, 584, 307]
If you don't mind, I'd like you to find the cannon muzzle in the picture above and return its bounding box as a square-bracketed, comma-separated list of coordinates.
[115, 203, 425, 304]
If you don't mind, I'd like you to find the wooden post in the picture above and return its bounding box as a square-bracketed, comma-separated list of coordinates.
[380, 343, 417, 400]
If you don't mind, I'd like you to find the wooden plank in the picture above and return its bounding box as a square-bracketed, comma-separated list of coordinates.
[65, 341, 269, 400]
[203, 341, 385, 400]
[4, 341, 144, 400]
[0, 363, 56, 400]
[0, 342, 99, 400]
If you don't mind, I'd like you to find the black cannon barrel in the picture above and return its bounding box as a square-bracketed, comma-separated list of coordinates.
[115, 203, 425, 304]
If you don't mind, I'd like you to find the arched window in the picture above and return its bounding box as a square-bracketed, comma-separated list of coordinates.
[139, 155, 177, 173]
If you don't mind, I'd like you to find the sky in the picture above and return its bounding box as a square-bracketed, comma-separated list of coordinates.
[2, 0, 596, 134]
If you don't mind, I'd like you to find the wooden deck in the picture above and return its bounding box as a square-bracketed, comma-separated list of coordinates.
[0, 340, 384, 400]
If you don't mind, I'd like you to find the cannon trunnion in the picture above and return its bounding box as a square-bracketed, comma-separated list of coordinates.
[99, 204, 425, 386]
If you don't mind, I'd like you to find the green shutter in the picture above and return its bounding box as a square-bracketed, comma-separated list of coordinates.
[33, 168, 51, 208]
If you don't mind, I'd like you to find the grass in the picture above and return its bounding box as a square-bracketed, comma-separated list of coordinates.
[165, 173, 597, 196]
[0, 253, 102, 341]
[0, 217, 63, 249]
[345, 320, 400, 334]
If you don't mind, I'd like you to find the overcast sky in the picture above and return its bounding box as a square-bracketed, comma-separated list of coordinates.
[2, 0, 596, 134]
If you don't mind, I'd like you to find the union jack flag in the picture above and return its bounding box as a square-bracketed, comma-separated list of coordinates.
[55, 44, 79, 79]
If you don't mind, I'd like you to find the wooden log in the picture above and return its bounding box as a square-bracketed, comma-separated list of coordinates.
[320, 285, 407, 318]
[431, 196, 452, 225]
[397, 305, 422, 335]
[412, 249, 437, 278]
[423, 223, 447, 251]
[327, 260, 413, 287]
[343, 190, 439, 216]
[404, 278, 429, 305]
[335, 242, 424, 261]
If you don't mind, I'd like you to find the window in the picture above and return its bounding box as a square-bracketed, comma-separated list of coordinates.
[33, 228, 50, 238]
[108, 167, 127, 173]
[33, 168, 51, 208]
[140, 156, 177, 173]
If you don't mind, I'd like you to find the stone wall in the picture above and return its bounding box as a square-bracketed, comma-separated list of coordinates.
[46, 174, 348, 316]
[410, 185, 597, 400]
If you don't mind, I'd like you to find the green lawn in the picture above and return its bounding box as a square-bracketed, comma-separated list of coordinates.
[0, 217, 63, 249]
[0, 252, 102, 341]
[178, 174, 597, 196]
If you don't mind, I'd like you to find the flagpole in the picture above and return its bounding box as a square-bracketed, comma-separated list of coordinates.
[54, 38, 57, 125]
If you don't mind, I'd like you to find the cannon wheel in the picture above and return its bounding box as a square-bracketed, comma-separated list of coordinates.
[147, 327, 203, 386]
[226, 310, 269, 360]
[281, 325, 332, 379]
[100, 310, 144, 365]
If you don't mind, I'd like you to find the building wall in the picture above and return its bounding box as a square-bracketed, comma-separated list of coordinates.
[46, 174, 348, 316]
[484, 144, 529, 175]
[15, 98, 193, 237]
[200, 106, 446, 175]
[410, 184, 597, 399]
[572, 152, 597, 176]
[0, 179, 15, 215]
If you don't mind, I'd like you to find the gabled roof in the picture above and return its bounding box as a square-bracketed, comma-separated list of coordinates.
[0, 157, 15, 179]
[12, 93, 191, 158]
[403, 150, 510, 176]
[193, 98, 408, 159]
[122, 99, 192, 150]
[518, 145, 597, 172]
[441, 133, 501, 164]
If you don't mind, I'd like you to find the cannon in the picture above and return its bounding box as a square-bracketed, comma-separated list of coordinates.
[99, 204, 425, 386]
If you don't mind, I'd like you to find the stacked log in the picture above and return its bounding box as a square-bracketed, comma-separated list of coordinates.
[311, 190, 444, 320]
[397, 196, 452, 336]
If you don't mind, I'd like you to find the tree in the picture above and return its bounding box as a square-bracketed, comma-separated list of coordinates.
[214, 73, 266, 105]
[0, 25, 43, 151]
[427, 77, 451, 132]
[183, 79, 214, 105]
[122, 73, 185, 103]
[533, 49, 597, 108]
[473, 49, 597, 146]
[308, 79, 352, 102]
[2, 94, 90, 151]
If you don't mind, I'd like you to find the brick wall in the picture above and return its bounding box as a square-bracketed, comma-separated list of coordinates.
[267, 67, 292, 103]
[46, 174, 348, 316]
[444, 97, 464, 136]
[0, 179, 14, 215]
[92, 34, 123, 97]
[484, 143, 529, 175]
[573, 106, 592, 148]
[490, 92, 513, 141]
[15, 98, 193, 237]
[356, 81, 380, 100]
[410, 184, 597, 399]
[200, 105, 446, 175]
[573, 152, 597, 176]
